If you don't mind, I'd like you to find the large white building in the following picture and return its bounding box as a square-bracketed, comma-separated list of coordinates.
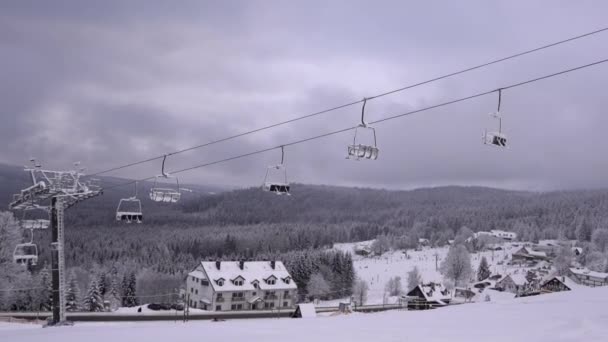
[186, 260, 298, 311]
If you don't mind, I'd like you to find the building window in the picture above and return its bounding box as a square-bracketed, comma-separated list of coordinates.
[264, 302, 275, 309]
[252, 292, 256, 296]
[201, 279, 209, 286]
[190, 288, 193, 293]
[195, 289, 198, 295]
[253, 282, 259, 289]
[267, 278, 276, 285]
[217, 279, 224, 286]
[193, 302, 197, 308]
[283, 301, 288, 307]
[232, 292, 244, 299]
[216, 305, 221, 311]
[234, 279, 243, 286]
[283, 278, 290, 284]
[191, 276, 195, 281]
[284, 290, 290, 297]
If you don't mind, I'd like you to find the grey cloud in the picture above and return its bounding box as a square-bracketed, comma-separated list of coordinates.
[1, 1, 608, 191]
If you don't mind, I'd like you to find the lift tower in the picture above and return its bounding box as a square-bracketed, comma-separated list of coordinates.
[9, 160, 102, 324]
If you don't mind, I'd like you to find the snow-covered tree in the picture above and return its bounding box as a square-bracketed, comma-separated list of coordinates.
[352, 280, 368, 305]
[35, 266, 53, 311]
[407, 266, 422, 292]
[65, 271, 80, 312]
[592, 229, 608, 253]
[584, 251, 608, 272]
[440, 244, 472, 287]
[477, 256, 491, 281]
[554, 245, 574, 276]
[384, 276, 403, 296]
[371, 235, 391, 255]
[454, 226, 474, 245]
[122, 272, 138, 307]
[576, 219, 593, 242]
[97, 272, 108, 298]
[0, 212, 30, 311]
[82, 279, 104, 312]
[306, 273, 330, 299]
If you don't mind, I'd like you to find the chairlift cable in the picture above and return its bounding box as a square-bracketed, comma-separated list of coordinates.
[103, 57, 608, 191]
[87, 26, 608, 178]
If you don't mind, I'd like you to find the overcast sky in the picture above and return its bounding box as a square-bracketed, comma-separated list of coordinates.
[2, 0, 608, 191]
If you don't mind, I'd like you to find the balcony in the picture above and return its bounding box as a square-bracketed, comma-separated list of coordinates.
[264, 295, 278, 300]
[231, 297, 246, 302]
[216, 297, 225, 302]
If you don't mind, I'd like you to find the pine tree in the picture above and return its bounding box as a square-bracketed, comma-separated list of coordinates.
[97, 272, 107, 298]
[124, 272, 138, 307]
[121, 274, 129, 307]
[37, 266, 53, 311]
[108, 276, 121, 311]
[407, 266, 422, 292]
[477, 256, 491, 281]
[82, 279, 104, 312]
[65, 272, 80, 312]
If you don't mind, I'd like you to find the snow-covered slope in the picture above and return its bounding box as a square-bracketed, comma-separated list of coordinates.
[2, 287, 607, 342]
[333, 241, 523, 304]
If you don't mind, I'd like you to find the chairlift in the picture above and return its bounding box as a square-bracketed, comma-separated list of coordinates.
[13, 230, 38, 266]
[262, 146, 291, 195]
[21, 206, 50, 230]
[347, 98, 379, 160]
[117, 181, 143, 223]
[483, 89, 508, 148]
[149, 155, 182, 203]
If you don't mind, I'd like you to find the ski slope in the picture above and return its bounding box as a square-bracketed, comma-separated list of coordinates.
[2, 287, 606, 342]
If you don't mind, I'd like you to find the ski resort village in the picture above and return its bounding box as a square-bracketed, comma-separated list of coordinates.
[3, 1, 608, 342]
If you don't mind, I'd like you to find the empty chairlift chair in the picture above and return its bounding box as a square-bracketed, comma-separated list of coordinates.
[483, 89, 508, 148]
[149, 155, 182, 203]
[20, 207, 50, 230]
[117, 181, 143, 223]
[13, 229, 38, 266]
[347, 98, 379, 160]
[263, 146, 291, 195]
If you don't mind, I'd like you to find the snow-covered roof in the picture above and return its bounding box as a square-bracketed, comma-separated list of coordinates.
[569, 268, 608, 280]
[542, 276, 579, 290]
[527, 250, 547, 258]
[497, 274, 527, 287]
[295, 303, 316, 318]
[198, 261, 297, 292]
[514, 247, 547, 258]
[417, 283, 451, 303]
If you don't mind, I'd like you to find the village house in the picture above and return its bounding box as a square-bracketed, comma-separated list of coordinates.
[495, 274, 527, 294]
[511, 247, 550, 264]
[474, 230, 517, 241]
[185, 260, 297, 311]
[540, 276, 578, 293]
[568, 267, 608, 287]
[405, 282, 451, 310]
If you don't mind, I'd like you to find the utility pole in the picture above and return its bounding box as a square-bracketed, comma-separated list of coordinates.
[9, 161, 102, 325]
[434, 252, 439, 271]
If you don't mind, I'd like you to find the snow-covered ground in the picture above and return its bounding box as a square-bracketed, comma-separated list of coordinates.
[2, 287, 607, 342]
[330, 240, 528, 305]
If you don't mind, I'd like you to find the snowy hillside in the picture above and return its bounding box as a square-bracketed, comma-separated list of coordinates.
[331, 241, 524, 305]
[2, 287, 607, 342]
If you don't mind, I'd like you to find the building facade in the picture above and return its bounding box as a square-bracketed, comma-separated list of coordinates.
[186, 260, 298, 311]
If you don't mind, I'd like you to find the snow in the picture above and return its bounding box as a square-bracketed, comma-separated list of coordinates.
[332, 240, 524, 305]
[569, 267, 608, 280]
[2, 287, 607, 342]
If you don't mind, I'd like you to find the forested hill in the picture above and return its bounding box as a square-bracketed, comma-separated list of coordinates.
[3, 162, 608, 240]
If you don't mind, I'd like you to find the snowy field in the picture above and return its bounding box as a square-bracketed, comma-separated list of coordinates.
[2, 287, 607, 342]
[330, 241, 525, 305]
